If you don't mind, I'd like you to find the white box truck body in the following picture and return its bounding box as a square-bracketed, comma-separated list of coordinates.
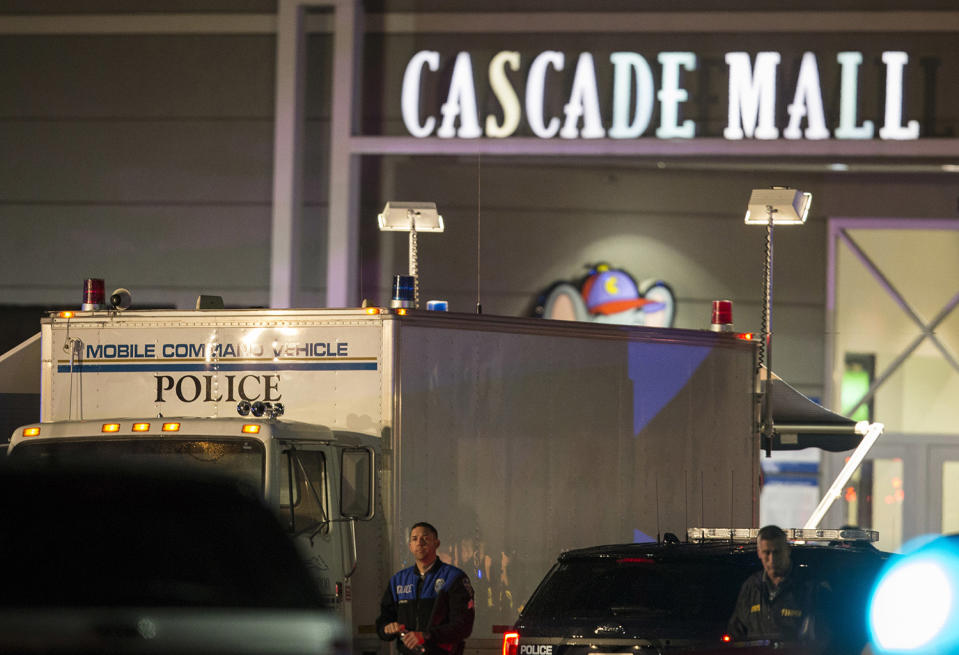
[8, 308, 760, 655]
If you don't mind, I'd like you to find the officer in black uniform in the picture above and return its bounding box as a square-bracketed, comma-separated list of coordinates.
[376, 522, 475, 655]
[727, 525, 830, 648]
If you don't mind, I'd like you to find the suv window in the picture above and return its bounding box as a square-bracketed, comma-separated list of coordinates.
[524, 555, 755, 622]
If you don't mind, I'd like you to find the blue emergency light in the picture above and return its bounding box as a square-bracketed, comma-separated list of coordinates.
[391, 274, 415, 308]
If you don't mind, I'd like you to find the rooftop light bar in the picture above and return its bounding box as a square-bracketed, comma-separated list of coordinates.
[688, 527, 879, 543]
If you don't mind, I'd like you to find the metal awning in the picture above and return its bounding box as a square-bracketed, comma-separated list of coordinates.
[768, 373, 865, 453]
[0, 333, 40, 394]
[755, 369, 884, 528]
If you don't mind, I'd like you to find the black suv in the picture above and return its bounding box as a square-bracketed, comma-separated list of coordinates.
[505, 529, 890, 655]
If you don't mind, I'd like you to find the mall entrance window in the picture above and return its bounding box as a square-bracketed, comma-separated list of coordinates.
[824, 219, 959, 551]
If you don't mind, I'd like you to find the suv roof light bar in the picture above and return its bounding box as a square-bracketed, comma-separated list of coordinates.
[688, 527, 879, 543]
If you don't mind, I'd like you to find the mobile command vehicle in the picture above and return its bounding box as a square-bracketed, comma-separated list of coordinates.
[6, 303, 838, 655]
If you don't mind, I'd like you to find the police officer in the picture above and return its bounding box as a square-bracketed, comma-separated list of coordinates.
[376, 522, 475, 655]
[727, 525, 830, 647]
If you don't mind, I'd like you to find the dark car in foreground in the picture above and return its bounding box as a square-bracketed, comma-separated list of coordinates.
[505, 528, 890, 655]
[0, 460, 348, 655]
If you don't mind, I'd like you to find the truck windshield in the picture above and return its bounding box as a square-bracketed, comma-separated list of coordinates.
[11, 439, 265, 493]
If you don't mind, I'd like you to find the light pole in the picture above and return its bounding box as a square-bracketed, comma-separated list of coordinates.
[378, 201, 445, 309]
[745, 187, 812, 456]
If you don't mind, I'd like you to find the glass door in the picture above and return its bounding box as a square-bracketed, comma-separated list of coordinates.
[930, 445, 959, 535]
[829, 444, 908, 553]
[825, 219, 959, 550]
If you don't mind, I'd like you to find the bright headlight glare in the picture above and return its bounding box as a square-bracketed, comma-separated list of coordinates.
[870, 559, 952, 650]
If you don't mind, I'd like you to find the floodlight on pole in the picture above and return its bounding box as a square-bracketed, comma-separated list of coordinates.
[378, 202, 444, 309]
[745, 188, 812, 225]
[744, 187, 811, 456]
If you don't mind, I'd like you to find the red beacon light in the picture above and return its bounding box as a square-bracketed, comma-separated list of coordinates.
[710, 299, 734, 332]
[81, 278, 106, 311]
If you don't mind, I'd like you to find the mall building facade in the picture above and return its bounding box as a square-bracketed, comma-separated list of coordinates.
[3, 0, 959, 549]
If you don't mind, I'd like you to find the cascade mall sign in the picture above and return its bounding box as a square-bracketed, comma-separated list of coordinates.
[401, 49, 928, 141]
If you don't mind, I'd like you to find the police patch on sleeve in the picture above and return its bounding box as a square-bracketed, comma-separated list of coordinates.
[462, 577, 474, 598]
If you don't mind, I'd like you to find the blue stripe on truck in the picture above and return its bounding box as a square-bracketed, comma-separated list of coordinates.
[57, 362, 378, 373]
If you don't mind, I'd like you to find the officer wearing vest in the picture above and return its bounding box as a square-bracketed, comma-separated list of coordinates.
[376, 522, 475, 655]
[727, 525, 830, 649]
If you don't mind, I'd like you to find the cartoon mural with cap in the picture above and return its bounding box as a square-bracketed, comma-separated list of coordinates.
[531, 264, 675, 328]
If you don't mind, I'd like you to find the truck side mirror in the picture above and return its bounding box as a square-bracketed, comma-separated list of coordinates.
[340, 447, 374, 520]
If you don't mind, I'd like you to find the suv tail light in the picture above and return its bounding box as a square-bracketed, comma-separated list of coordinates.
[502, 632, 519, 655]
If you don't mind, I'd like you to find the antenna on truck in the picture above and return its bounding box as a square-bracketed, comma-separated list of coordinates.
[729, 470, 735, 530]
[476, 151, 482, 314]
[700, 471, 704, 529]
[655, 475, 661, 544]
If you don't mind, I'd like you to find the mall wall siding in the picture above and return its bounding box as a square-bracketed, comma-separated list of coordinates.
[0, 31, 333, 309]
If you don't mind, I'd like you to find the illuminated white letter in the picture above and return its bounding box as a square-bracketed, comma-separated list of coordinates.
[402, 50, 440, 138]
[835, 52, 874, 139]
[486, 51, 521, 138]
[526, 51, 564, 138]
[724, 52, 780, 140]
[560, 53, 605, 139]
[437, 52, 482, 138]
[879, 51, 920, 140]
[609, 52, 654, 139]
[656, 52, 696, 139]
[784, 52, 829, 140]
